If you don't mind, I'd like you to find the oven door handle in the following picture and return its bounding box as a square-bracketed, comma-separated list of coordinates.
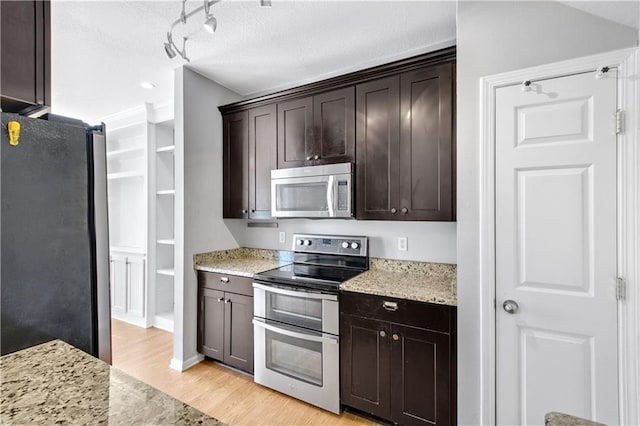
[252, 319, 338, 345]
[252, 282, 338, 301]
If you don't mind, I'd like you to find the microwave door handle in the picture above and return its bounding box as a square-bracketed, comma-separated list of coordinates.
[252, 319, 338, 345]
[327, 175, 335, 217]
[252, 283, 338, 301]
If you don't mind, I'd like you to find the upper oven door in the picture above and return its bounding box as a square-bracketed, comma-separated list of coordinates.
[270, 173, 352, 218]
[253, 282, 339, 335]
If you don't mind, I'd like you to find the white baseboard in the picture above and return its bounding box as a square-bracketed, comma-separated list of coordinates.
[111, 313, 151, 329]
[153, 315, 174, 333]
[169, 353, 204, 372]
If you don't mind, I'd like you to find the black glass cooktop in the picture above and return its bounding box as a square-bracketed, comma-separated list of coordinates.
[254, 263, 365, 294]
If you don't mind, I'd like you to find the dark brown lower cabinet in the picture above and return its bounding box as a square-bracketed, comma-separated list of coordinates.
[340, 292, 456, 425]
[197, 272, 254, 373]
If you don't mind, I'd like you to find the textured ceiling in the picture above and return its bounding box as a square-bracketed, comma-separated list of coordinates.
[51, 0, 456, 123]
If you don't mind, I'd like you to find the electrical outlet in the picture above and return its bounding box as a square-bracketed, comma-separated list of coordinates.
[279, 231, 286, 244]
[398, 237, 408, 251]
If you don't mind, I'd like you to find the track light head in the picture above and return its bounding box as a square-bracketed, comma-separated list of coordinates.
[164, 42, 176, 59]
[203, 14, 217, 33]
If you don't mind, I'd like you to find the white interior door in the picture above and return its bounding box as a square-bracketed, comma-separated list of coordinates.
[495, 70, 619, 425]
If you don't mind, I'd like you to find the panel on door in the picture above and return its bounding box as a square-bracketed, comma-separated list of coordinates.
[399, 63, 453, 221]
[277, 97, 313, 168]
[224, 293, 253, 373]
[199, 288, 225, 360]
[355, 76, 400, 220]
[340, 314, 391, 419]
[126, 256, 145, 317]
[313, 87, 355, 165]
[495, 71, 618, 425]
[390, 324, 451, 426]
[248, 105, 276, 219]
[110, 255, 127, 313]
[223, 111, 248, 218]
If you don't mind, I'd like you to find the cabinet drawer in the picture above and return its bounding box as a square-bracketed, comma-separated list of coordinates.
[198, 271, 253, 296]
[340, 291, 454, 333]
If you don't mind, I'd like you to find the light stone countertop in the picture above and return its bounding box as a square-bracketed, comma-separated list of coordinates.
[193, 247, 291, 277]
[341, 258, 457, 306]
[0, 340, 224, 425]
[545, 412, 606, 426]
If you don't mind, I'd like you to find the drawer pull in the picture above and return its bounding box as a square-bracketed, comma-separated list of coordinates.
[217, 297, 224, 302]
[220, 277, 230, 283]
[382, 301, 398, 311]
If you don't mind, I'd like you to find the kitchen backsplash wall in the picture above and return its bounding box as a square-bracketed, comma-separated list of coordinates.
[224, 219, 456, 264]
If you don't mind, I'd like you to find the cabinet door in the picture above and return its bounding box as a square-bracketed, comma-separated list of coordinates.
[223, 111, 249, 218]
[390, 324, 452, 426]
[277, 97, 313, 168]
[248, 105, 276, 219]
[312, 87, 355, 165]
[399, 63, 454, 221]
[126, 256, 145, 317]
[0, 0, 50, 110]
[223, 293, 254, 373]
[110, 255, 127, 313]
[355, 76, 401, 220]
[340, 314, 391, 419]
[198, 288, 225, 360]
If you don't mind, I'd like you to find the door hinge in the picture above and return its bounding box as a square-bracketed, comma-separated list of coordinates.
[615, 109, 624, 135]
[616, 277, 626, 301]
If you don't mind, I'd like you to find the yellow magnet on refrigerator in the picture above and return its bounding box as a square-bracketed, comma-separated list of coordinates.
[8, 121, 20, 146]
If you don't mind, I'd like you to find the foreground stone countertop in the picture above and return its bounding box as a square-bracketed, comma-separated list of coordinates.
[545, 411, 605, 426]
[341, 258, 457, 306]
[193, 247, 291, 277]
[0, 340, 224, 425]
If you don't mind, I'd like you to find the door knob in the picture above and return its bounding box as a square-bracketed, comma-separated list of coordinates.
[401, 207, 408, 214]
[306, 156, 312, 161]
[391, 208, 397, 214]
[392, 334, 399, 341]
[503, 300, 519, 314]
[313, 155, 319, 160]
[379, 330, 386, 337]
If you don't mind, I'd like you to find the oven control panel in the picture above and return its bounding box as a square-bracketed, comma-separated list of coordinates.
[292, 234, 368, 257]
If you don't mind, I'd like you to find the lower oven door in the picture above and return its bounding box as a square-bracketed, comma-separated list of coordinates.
[253, 318, 340, 414]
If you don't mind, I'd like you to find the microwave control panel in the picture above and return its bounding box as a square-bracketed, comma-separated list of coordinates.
[337, 180, 348, 211]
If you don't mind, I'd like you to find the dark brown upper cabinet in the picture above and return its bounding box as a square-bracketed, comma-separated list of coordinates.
[223, 111, 249, 219]
[356, 62, 455, 221]
[223, 106, 277, 219]
[277, 88, 355, 168]
[0, 0, 51, 114]
[248, 104, 277, 219]
[277, 97, 314, 168]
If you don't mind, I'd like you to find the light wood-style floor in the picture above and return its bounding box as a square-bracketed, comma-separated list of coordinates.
[111, 319, 374, 426]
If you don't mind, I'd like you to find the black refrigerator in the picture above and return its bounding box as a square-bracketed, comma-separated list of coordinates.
[1, 112, 111, 363]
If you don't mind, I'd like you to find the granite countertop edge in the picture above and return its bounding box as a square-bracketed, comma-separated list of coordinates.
[193, 248, 457, 306]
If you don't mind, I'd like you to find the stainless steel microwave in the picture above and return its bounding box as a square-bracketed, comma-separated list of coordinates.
[271, 163, 353, 218]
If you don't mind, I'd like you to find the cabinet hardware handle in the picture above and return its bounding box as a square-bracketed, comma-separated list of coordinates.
[220, 277, 229, 283]
[242, 209, 248, 214]
[251, 209, 256, 213]
[313, 155, 319, 160]
[390, 208, 397, 214]
[379, 330, 386, 337]
[382, 301, 398, 311]
[217, 297, 224, 302]
[392, 334, 399, 341]
[401, 207, 408, 214]
[225, 299, 231, 304]
[306, 156, 312, 161]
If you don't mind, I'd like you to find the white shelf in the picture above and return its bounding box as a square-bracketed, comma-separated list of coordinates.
[157, 269, 175, 276]
[156, 189, 175, 196]
[106, 146, 144, 158]
[156, 145, 175, 153]
[108, 171, 144, 180]
[157, 239, 175, 245]
[110, 245, 146, 255]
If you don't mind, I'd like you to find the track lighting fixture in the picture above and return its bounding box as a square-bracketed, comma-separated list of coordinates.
[164, 0, 271, 61]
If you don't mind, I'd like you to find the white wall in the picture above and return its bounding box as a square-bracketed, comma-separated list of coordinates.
[172, 67, 242, 369]
[456, 2, 637, 424]
[226, 219, 456, 264]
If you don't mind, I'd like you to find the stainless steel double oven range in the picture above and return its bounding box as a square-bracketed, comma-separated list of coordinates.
[252, 234, 369, 414]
